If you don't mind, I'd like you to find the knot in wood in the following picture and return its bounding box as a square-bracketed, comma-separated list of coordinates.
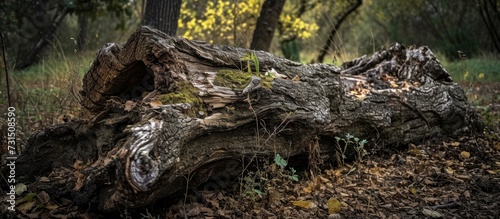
[126, 119, 163, 191]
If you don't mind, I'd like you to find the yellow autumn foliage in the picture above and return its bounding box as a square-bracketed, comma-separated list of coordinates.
[178, 0, 319, 47]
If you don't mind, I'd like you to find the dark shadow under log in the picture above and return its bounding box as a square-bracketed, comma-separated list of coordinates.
[4, 27, 482, 212]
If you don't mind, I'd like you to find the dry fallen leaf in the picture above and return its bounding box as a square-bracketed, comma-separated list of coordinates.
[339, 192, 350, 197]
[463, 190, 471, 199]
[39, 177, 50, 183]
[17, 199, 36, 211]
[445, 167, 455, 175]
[327, 198, 341, 214]
[460, 151, 470, 159]
[494, 142, 500, 151]
[410, 187, 417, 195]
[38, 191, 50, 204]
[380, 203, 392, 208]
[422, 208, 443, 218]
[328, 213, 342, 219]
[268, 190, 283, 206]
[44, 203, 59, 210]
[408, 144, 422, 156]
[303, 183, 313, 194]
[73, 171, 85, 191]
[486, 169, 500, 175]
[292, 75, 300, 81]
[292, 200, 314, 208]
[73, 160, 85, 169]
[124, 100, 136, 111]
[149, 100, 163, 108]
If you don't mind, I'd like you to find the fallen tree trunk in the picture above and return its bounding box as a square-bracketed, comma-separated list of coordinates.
[9, 27, 482, 212]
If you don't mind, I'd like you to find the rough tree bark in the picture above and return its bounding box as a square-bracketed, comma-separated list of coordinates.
[77, 13, 88, 53]
[479, 0, 500, 54]
[8, 27, 482, 212]
[142, 0, 182, 36]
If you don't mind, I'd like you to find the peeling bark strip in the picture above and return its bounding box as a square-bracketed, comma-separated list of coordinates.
[12, 27, 482, 212]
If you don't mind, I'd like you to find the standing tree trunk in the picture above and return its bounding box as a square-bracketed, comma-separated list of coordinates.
[478, 0, 500, 54]
[142, 0, 182, 36]
[6, 27, 483, 213]
[316, 0, 362, 63]
[250, 0, 286, 51]
[77, 13, 89, 53]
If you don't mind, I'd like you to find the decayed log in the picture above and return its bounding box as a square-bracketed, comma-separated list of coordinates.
[9, 26, 482, 212]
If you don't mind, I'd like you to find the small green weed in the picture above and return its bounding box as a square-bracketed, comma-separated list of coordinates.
[274, 153, 299, 182]
[241, 52, 260, 74]
[10, 50, 92, 137]
[140, 209, 159, 219]
[241, 153, 299, 203]
[335, 133, 368, 166]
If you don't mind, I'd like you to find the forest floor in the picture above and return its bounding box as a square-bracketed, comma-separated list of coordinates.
[2, 83, 499, 219]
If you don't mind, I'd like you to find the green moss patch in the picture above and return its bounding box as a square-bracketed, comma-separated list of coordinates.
[157, 81, 204, 117]
[214, 69, 273, 89]
[260, 76, 273, 89]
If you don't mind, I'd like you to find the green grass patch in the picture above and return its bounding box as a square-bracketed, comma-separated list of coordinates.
[4, 51, 94, 137]
[441, 56, 500, 83]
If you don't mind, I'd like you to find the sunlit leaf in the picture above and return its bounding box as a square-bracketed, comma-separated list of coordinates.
[460, 151, 470, 159]
[486, 170, 500, 175]
[15, 183, 27, 195]
[16, 192, 36, 205]
[73, 171, 85, 191]
[327, 198, 341, 214]
[292, 200, 313, 208]
[445, 167, 454, 175]
[410, 187, 417, 195]
[250, 53, 259, 73]
[408, 148, 421, 156]
[39, 177, 50, 183]
[303, 184, 313, 194]
[149, 100, 162, 108]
